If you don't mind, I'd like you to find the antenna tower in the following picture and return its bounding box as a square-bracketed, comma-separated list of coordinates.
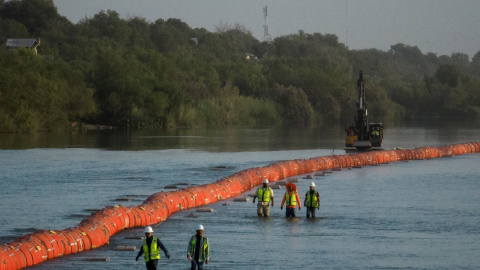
[263, 5, 271, 42]
[345, 0, 348, 48]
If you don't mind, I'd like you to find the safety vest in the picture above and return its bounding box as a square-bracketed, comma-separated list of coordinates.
[305, 190, 319, 208]
[189, 235, 209, 261]
[257, 187, 272, 202]
[285, 191, 297, 206]
[143, 237, 161, 262]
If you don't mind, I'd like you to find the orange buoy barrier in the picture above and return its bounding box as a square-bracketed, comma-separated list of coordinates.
[11, 242, 32, 268]
[20, 236, 46, 263]
[1, 142, 479, 269]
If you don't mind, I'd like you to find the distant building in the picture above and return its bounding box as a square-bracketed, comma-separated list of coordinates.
[5, 38, 41, 54]
[245, 53, 258, 61]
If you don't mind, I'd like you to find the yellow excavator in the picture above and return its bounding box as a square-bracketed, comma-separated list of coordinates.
[345, 71, 383, 150]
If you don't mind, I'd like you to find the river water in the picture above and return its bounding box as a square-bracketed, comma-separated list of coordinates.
[1, 120, 480, 269]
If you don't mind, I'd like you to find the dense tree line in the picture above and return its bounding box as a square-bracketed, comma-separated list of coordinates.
[1, 0, 479, 132]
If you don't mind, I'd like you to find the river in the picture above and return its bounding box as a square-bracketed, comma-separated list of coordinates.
[1, 120, 479, 269]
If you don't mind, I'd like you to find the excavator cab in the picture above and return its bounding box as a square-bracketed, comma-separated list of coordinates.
[369, 123, 383, 147]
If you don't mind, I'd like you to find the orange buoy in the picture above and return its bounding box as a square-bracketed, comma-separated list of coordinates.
[33, 232, 57, 259]
[60, 231, 78, 254]
[23, 236, 47, 262]
[55, 232, 71, 256]
[64, 229, 83, 253]
[10, 244, 27, 269]
[4, 247, 19, 270]
[13, 242, 33, 267]
[23, 239, 43, 265]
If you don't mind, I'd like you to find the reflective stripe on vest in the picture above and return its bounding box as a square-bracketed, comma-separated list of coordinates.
[257, 187, 272, 202]
[305, 190, 319, 208]
[285, 191, 297, 206]
[143, 237, 161, 262]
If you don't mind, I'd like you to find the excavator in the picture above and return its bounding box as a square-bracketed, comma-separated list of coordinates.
[345, 70, 383, 150]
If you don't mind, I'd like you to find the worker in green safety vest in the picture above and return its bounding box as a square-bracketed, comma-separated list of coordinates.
[136, 226, 170, 270]
[252, 179, 274, 217]
[304, 182, 320, 218]
[281, 183, 301, 217]
[187, 224, 210, 270]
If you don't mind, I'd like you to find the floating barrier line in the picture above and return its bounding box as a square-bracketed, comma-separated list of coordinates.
[1, 142, 479, 269]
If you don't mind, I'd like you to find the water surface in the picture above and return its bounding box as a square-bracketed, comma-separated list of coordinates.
[1, 123, 479, 269]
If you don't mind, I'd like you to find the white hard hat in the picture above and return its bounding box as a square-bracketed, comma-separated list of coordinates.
[196, 224, 204, 231]
[310, 182, 316, 187]
[144, 226, 154, 233]
[263, 179, 269, 184]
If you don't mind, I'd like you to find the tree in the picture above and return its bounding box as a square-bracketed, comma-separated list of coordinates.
[270, 84, 313, 126]
[0, 0, 61, 35]
[450, 52, 470, 72]
[0, 18, 29, 38]
[435, 65, 459, 88]
[0, 47, 95, 132]
[79, 10, 130, 44]
[471, 50, 480, 78]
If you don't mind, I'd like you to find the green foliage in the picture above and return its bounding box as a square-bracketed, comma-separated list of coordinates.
[0, 47, 95, 132]
[0, 18, 29, 38]
[2, 0, 480, 132]
[418, 65, 480, 117]
[227, 61, 267, 97]
[435, 65, 459, 87]
[366, 83, 404, 121]
[270, 84, 313, 126]
[0, 0, 60, 35]
[471, 51, 480, 78]
[194, 83, 278, 127]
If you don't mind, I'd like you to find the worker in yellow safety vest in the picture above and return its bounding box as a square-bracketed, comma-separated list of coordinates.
[304, 182, 320, 218]
[281, 183, 301, 217]
[252, 179, 274, 217]
[136, 226, 170, 270]
[187, 224, 210, 270]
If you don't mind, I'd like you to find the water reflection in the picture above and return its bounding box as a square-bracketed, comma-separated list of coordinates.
[1, 119, 478, 151]
[0, 125, 345, 151]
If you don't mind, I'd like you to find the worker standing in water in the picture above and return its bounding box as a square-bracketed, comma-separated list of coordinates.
[136, 226, 170, 270]
[281, 183, 301, 217]
[304, 182, 320, 218]
[187, 224, 210, 270]
[252, 179, 274, 217]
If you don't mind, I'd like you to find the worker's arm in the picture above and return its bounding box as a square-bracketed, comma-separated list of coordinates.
[280, 194, 286, 209]
[304, 192, 307, 206]
[135, 247, 143, 261]
[317, 193, 320, 209]
[252, 188, 257, 203]
[158, 239, 170, 259]
[270, 188, 274, 206]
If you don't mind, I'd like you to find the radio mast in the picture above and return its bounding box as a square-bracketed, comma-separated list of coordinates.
[263, 5, 272, 42]
[345, 0, 348, 48]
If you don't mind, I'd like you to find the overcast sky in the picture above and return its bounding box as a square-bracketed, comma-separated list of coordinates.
[53, 0, 480, 58]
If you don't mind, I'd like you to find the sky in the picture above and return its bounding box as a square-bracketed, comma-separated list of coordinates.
[53, 0, 480, 59]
